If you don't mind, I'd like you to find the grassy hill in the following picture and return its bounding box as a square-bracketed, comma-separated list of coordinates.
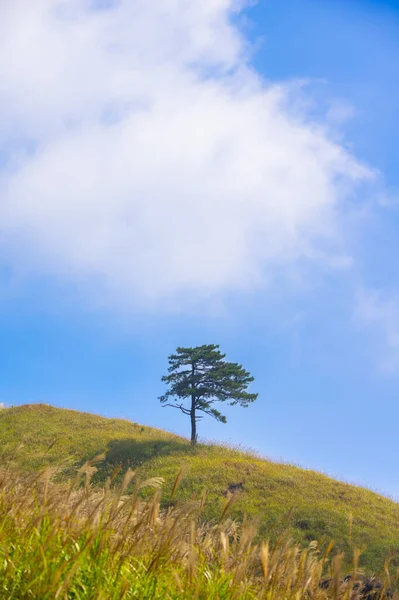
[1, 403, 398, 573]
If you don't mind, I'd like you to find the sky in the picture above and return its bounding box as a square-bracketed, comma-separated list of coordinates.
[1, 0, 399, 497]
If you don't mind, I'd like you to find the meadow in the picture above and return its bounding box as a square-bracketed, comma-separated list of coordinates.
[1, 404, 399, 597]
[0, 461, 397, 599]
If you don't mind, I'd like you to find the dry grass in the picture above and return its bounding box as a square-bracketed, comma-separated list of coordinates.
[0, 460, 398, 599]
[2, 404, 399, 575]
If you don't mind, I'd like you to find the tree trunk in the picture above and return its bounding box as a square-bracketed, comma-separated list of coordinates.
[190, 363, 196, 446]
[190, 398, 196, 446]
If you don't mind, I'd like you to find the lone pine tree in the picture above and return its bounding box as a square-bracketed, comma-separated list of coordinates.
[159, 344, 258, 445]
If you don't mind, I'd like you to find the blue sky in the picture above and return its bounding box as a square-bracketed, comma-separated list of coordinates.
[1, 0, 399, 497]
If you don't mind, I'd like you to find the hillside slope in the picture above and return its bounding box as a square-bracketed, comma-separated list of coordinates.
[1, 404, 398, 571]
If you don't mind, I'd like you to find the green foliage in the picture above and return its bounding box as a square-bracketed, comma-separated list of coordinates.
[160, 345, 258, 443]
[1, 404, 399, 574]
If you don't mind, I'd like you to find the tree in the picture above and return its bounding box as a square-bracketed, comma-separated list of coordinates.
[159, 344, 258, 446]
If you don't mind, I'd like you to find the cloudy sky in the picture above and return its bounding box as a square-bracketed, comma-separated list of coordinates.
[1, 0, 399, 497]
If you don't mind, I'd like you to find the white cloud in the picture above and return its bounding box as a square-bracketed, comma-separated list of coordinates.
[0, 0, 373, 311]
[375, 190, 399, 209]
[326, 99, 356, 126]
[357, 289, 399, 372]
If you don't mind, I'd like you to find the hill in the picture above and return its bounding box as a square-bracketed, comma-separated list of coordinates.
[1, 403, 398, 572]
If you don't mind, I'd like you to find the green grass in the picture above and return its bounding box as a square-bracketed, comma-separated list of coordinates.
[1, 404, 399, 574]
[2, 464, 395, 599]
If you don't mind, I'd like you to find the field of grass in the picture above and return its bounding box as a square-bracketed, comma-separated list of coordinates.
[1, 403, 399, 576]
[0, 463, 397, 599]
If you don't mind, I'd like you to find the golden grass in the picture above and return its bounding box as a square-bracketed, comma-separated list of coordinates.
[1, 404, 399, 574]
[0, 461, 398, 599]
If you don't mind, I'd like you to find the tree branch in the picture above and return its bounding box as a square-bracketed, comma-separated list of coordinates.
[197, 406, 226, 423]
[162, 403, 191, 415]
